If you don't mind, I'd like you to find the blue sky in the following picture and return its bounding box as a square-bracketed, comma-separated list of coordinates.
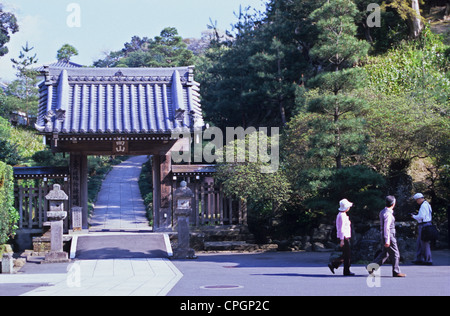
[0, 0, 267, 82]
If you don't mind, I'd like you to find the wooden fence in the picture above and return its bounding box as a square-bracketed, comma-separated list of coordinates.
[14, 179, 245, 231]
[187, 183, 247, 227]
[14, 182, 69, 230]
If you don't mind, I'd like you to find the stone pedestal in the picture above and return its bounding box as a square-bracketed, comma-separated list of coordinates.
[172, 181, 196, 259]
[44, 215, 69, 263]
[172, 209, 197, 259]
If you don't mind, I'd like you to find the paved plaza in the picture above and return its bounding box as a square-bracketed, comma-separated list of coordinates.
[1, 250, 449, 296]
[1, 257, 181, 296]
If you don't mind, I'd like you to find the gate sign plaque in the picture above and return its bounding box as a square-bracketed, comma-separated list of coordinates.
[114, 139, 128, 154]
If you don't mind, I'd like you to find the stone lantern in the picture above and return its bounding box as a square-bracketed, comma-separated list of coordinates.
[172, 181, 196, 259]
[44, 184, 70, 263]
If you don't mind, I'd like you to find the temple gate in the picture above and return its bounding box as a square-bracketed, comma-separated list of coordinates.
[34, 65, 204, 232]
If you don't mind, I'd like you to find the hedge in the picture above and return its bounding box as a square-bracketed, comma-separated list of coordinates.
[0, 161, 19, 245]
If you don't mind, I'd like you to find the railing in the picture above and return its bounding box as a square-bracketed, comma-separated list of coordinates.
[14, 178, 245, 230]
[187, 183, 247, 227]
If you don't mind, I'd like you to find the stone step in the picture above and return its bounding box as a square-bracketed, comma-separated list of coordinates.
[204, 241, 260, 252]
[196, 225, 255, 243]
[204, 232, 255, 242]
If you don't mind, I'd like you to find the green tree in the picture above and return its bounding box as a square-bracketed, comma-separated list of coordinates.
[283, 109, 386, 221]
[309, 0, 370, 72]
[9, 42, 39, 126]
[305, 0, 370, 169]
[94, 27, 194, 68]
[215, 131, 291, 208]
[383, 0, 424, 39]
[56, 43, 78, 62]
[0, 4, 18, 58]
[199, 4, 311, 129]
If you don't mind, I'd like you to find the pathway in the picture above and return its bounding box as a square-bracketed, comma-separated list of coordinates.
[0, 156, 184, 297]
[2, 258, 182, 296]
[89, 155, 151, 231]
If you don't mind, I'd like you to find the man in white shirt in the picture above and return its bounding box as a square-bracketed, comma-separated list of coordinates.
[412, 193, 433, 265]
[328, 199, 354, 276]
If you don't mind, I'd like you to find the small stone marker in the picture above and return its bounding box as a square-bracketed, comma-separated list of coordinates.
[1, 253, 14, 274]
[71, 206, 83, 232]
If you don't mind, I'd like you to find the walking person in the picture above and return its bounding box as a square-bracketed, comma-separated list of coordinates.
[411, 193, 433, 265]
[369, 196, 406, 277]
[328, 199, 355, 276]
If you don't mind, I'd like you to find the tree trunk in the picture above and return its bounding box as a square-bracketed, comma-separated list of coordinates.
[335, 106, 342, 169]
[409, 0, 423, 39]
[277, 57, 287, 126]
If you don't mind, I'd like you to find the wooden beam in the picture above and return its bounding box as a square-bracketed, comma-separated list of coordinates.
[49, 138, 176, 156]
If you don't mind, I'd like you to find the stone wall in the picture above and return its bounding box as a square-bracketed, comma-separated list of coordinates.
[272, 220, 449, 263]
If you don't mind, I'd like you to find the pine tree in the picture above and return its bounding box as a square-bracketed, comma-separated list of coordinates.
[306, 0, 370, 169]
[9, 42, 39, 126]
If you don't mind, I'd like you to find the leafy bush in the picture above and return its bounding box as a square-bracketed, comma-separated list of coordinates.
[0, 116, 45, 164]
[0, 139, 21, 165]
[364, 26, 450, 103]
[138, 159, 153, 225]
[0, 161, 19, 244]
[32, 150, 68, 167]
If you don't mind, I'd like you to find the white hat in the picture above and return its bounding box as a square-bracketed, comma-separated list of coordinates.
[413, 193, 424, 200]
[338, 199, 353, 212]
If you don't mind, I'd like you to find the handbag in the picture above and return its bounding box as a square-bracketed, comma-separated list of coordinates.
[421, 224, 439, 242]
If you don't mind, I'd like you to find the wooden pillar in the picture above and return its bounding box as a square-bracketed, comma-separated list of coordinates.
[69, 153, 88, 229]
[152, 155, 161, 230]
[152, 153, 173, 231]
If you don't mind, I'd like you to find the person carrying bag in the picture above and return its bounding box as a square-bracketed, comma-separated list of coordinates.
[411, 193, 435, 265]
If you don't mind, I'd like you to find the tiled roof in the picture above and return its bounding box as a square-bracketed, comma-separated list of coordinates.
[13, 166, 70, 179]
[172, 164, 216, 175]
[35, 66, 203, 135]
[35, 60, 84, 72]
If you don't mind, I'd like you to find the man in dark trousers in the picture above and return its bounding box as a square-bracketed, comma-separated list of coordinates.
[411, 193, 433, 265]
[369, 196, 406, 278]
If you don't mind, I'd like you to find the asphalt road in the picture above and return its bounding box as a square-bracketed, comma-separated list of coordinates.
[1, 250, 449, 297]
[167, 250, 450, 296]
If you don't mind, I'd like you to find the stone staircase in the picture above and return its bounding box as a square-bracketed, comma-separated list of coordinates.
[199, 225, 260, 252]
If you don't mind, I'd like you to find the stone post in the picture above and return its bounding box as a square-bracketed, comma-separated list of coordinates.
[172, 181, 196, 259]
[44, 184, 70, 263]
[1, 253, 14, 274]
